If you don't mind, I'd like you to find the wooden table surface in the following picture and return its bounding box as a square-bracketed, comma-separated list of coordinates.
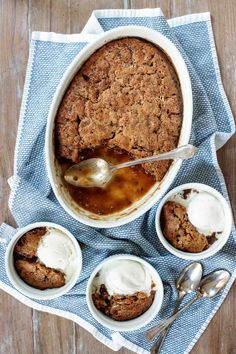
[1, 1, 235, 353]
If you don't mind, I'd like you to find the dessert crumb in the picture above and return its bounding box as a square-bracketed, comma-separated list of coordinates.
[92, 284, 155, 321]
[161, 201, 209, 252]
[208, 232, 218, 245]
[182, 189, 192, 199]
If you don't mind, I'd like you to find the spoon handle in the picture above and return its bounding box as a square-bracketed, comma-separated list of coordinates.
[146, 293, 202, 340]
[111, 145, 197, 171]
[146, 293, 184, 342]
[150, 294, 185, 353]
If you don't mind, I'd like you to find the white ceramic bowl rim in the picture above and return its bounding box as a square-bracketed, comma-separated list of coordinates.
[45, 26, 193, 228]
[5, 222, 83, 300]
[86, 254, 164, 332]
[155, 183, 233, 260]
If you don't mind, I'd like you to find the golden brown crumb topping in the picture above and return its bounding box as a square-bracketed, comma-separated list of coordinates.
[15, 259, 65, 290]
[161, 201, 209, 252]
[56, 37, 182, 181]
[92, 284, 155, 321]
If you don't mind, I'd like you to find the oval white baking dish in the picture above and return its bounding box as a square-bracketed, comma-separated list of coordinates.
[45, 26, 193, 228]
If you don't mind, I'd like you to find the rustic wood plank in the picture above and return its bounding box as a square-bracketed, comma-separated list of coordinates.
[33, 311, 76, 354]
[0, 0, 33, 352]
[0, 0, 29, 227]
[51, 0, 71, 33]
[69, 0, 124, 33]
[76, 326, 128, 354]
[29, 0, 51, 32]
[0, 292, 33, 354]
[28, 1, 77, 353]
[130, 0, 171, 15]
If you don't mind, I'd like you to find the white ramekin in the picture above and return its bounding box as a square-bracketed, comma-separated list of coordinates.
[45, 26, 193, 228]
[86, 254, 164, 332]
[155, 183, 233, 260]
[5, 222, 82, 300]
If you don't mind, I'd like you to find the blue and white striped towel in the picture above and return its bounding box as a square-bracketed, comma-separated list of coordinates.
[1, 8, 235, 354]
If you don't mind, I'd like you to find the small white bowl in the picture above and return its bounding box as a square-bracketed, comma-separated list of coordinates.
[155, 183, 233, 260]
[86, 254, 164, 332]
[5, 222, 82, 300]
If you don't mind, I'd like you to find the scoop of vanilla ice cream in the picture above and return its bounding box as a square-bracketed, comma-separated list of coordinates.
[94, 260, 152, 296]
[187, 192, 225, 233]
[37, 228, 77, 280]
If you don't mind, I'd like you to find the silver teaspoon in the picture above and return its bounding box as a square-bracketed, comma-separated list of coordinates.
[146, 262, 202, 349]
[148, 270, 230, 338]
[64, 144, 198, 188]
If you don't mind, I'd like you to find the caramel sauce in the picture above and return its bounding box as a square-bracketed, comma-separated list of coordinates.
[59, 147, 156, 215]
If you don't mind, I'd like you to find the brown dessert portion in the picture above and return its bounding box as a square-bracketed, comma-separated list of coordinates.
[14, 228, 65, 290]
[55, 37, 182, 182]
[15, 259, 65, 290]
[14, 227, 46, 258]
[92, 284, 155, 321]
[161, 201, 209, 252]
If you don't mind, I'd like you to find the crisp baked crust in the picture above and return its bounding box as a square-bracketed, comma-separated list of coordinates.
[14, 227, 46, 258]
[92, 284, 155, 321]
[161, 201, 209, 252]
[56, 38, 182, 181]
[15, 259, 65, 290]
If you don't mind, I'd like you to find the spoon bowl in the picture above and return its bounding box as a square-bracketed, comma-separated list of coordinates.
[64, 158, 111, 188]
[199, 270, 231, 298]
[176, 262, 203, 295]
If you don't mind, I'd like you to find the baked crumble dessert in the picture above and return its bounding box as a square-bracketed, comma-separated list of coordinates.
[91, 259, 156, 321]
[161, 201, 209, 252]
[92, 284, 155, 321]
[14, 227, 78, 290]
[55, 37, 182, 214]
[15, 259, 65, 290]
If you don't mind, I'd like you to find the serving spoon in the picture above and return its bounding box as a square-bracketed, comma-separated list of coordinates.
[146, 262, 203, 352]
[64, 144, 198, 188]
[147, 269, 230, 339]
